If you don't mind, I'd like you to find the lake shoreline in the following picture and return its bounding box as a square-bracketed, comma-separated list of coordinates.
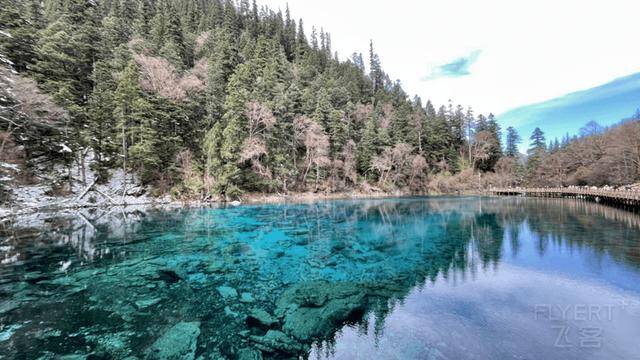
[17, 184, 638, 221]
[0, 190, 443, 220]
[6, 186, 636, 220]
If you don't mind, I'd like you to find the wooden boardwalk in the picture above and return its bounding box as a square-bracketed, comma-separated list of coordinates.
[489, 187, 640, 209]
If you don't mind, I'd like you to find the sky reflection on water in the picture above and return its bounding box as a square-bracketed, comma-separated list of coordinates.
[312, 198, 640, 360]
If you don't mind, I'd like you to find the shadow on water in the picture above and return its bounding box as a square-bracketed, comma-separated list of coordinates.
[0, 197, 639, 359]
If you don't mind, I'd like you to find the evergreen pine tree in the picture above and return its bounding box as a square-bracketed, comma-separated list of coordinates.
[207, 27, 239, 124]
[368, 41, 384, 98]
[295, 19, 307, 60]
[283, 5, 296, 60]
[88, 60, 118, 170]
[312, 88, 333, 129]
[527, 127, 547, 171]
[357, 113, 378, 175]
[0, 0, 38, 72]
[528, 127, 546, 154]
[114, 60, 150, 181]
[32, 1, 98, 147]
[505, 127, 521, 157]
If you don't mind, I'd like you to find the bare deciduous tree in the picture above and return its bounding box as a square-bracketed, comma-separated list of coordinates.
[470, 130, 496, 169]
[372, 143, 415, 188]
[0, 70, 67, 159]
[353, 104, 373, 126]
[409, 154, 428, 190]
[194, 32, 211, 55]
[240, 102, 277, 179]
[342, 140, 358, 185]
[532, 120, 640, 186]
[294, 116, 330, 189]
[380, 103, 394, 130]
[135, 55, 206, 101]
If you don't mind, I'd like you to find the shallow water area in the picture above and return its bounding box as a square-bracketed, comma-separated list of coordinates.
[1, 196, 640, 359]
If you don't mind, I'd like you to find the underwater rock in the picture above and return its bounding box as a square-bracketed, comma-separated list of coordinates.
[0, 324, 22, 342]
[0, 300, 20, 315]
[275, 281, 361, 311]
[275, 281, 367, 341]
[86, 332, 133, 358]
[67, 286, 88, 296]
[134, 298, 162, 310]
[282, 294, 365, 341]
[48, 276, 75, 286]
[236, 348, 263, 360]
[187, 273, 207, 285]
[247, 308, 278, 329]
[207, 260, 225, 273]
[216, 286, 238, 300]
[224, 306, 240, 318]
[146, 321, 200, 360]
[239, 292, 255, 303]
[33, 328, 62, 340]
[115, 304, 137, 323]
[249, 330, 304, 355]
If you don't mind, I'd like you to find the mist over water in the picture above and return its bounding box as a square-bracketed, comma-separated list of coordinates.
[1, 197, 639, 359]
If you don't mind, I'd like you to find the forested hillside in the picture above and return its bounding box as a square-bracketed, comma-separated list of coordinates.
[0, 0, 506, 203]
[528, 119, 640, 187]
[2, 0, 635, 207]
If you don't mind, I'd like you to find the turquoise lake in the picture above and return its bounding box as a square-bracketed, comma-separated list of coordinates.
[1, 196, 640, 359]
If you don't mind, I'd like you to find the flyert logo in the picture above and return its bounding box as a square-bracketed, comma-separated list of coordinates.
[533, 304, 614, 322]
[533, 304, 615, 349]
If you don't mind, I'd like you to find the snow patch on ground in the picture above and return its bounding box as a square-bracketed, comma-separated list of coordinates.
[0, 163, 19, 171]
[59, 144, 72, 153]
[1, 150, 173, 218]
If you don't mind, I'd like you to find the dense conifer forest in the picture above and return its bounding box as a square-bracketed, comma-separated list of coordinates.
[0, 0, 638, 204]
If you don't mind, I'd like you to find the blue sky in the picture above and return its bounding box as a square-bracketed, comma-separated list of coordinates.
[498, 73, 640, 152]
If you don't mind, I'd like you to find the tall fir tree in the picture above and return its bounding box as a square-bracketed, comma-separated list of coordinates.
[357, 113, 379, 175]
[528, 127, 546, 154]
[114, 60, 149, 182]
[505, 127, 521, 157]
[0, 0, 38, 72]
[87, 60, 117, 170]
[527, 127, 547, 171]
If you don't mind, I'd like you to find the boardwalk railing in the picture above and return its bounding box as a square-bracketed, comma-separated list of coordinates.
[489, 187, 640, 207]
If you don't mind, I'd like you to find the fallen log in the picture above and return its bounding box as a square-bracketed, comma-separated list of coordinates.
[75, 178, 97, 201]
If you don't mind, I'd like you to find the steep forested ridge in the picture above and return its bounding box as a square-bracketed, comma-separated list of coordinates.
[0, 0, 508, 202]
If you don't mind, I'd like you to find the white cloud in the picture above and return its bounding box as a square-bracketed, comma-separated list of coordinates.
[260, 0, 640, 115]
